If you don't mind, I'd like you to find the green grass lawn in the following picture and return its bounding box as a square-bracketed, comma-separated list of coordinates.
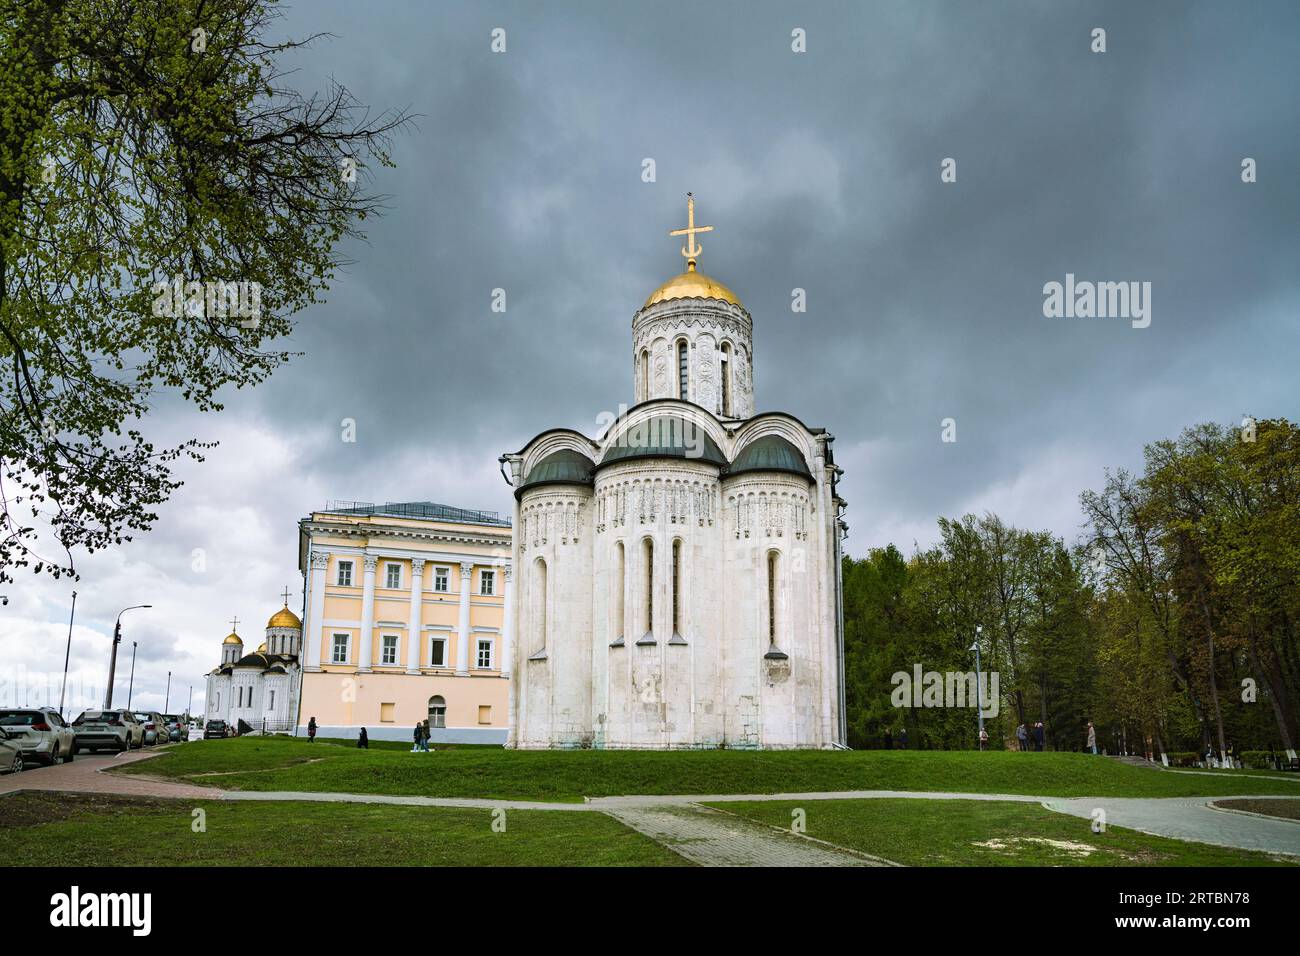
[0, 792, 683, 867]
[117, 737, 1300, 801]
[706, 798, 1298, 867]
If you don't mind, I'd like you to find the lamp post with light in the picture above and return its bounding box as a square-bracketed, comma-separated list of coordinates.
[105, 605, 151, 709]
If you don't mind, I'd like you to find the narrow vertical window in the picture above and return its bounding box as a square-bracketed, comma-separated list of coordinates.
[644, 538, 654, 636]
[672, 539, 681, 635]
[533, 558, 548, 655]
[721, 343, 732, 416]
[615, 541, 625, 640]
[677, 341, 689, 399]
[767, 551, 777, 646]
[640, 349, 649, 398]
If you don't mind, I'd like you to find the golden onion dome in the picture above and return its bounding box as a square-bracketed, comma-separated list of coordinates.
[643, 265, 741, 309]
[223, 632, 243, 645]
[267, 606, 301, 629]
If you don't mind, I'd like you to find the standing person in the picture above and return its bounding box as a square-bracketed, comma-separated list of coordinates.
[899, 726, 909, 750]
[883, 727, 893, 750]
[412, 722, 423, 753]
[307, 716, 317, 743]
[978, 727, 989, 751]
[1016, 722, 1028, 752]
[421, 719, 431, 752]
[1086, 722, 1097, 755]
[357, 727, 369, 749]
[1034, 722, 1045, 752]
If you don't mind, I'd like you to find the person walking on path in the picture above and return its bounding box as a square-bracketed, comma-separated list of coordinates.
[307, 717, 317, 743]
[1087, 722, 1097, 755]
[1016, 723, 1028, 752]
[357, 727, 369, 749]
[978, 727, 989, 751]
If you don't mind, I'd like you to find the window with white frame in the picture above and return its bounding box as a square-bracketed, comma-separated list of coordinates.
[381, 634, 398, 665]
[480, 569, 495, 596]
[385, 562, 401, 589]
[337, 560, 353, 587]
[476, 638, 493, 669]
[331, 633, 349, 663]
[429, 636, 447, 668]
[428, 695, 446, 728]
[434, 567, 449, 592]
[268, 690, 275, 711]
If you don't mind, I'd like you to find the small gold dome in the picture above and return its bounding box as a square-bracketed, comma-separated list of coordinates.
[643, 267, 741, 309]
[223, 632, 243, 645]
[267, 606, 301, 629]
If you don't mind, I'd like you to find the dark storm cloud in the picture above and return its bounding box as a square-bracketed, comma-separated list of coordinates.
[208, 0, 1300, 552]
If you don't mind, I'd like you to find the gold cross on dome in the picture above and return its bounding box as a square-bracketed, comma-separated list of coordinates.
[281, 586, 291, 606]
[230, 615, 239, 632]
[669, 192, 714, 272]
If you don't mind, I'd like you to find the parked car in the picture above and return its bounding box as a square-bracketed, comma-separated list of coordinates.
[0, 727, 26, 774]
[203, 719, 229, 740]
[132, 711, 165, 746]
[0, 707, 77, 765]
[72, 709, 144, 753]
[160, 715, 186, 743]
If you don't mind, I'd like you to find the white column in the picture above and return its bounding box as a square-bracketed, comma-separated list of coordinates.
[406, 559, 425, 674]
[358, 555, 377, 672]
[501, 565, 513, 677]
[306, 551, 328, 670]
[456, 561, 473, 675]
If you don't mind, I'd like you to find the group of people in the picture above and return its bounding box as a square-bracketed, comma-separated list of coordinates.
[1015, 721, 1047, 751]
[411, 720, 434, 752]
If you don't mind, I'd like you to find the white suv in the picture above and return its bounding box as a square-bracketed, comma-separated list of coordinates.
[0, 708, 77, 765]
[72, 709, 144, 753]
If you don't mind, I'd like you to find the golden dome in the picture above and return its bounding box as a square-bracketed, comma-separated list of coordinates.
[643, 266, 741, 309]
[267, 606, 301, 629]
[223, 632, 243, 645]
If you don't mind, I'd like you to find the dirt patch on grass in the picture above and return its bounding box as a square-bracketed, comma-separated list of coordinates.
[0, 791, 182, 828]
[1213, 799, 1300, 821]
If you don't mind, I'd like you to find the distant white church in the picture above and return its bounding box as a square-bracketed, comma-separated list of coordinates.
[501, 196, 847, 749]
[204, 597, 302, 732]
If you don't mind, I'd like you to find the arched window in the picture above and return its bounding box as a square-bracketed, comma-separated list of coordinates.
[640, 349, 649, 399]
[677, 340, 689, 400]
[643, 538, 654, 637]
[428, 695, 446, 729]
[614, 541, 625, 641]
[672, 539, 682, 636]
[767, 551, 778, 647]
[720, 343, 732, 416]
[533, 557, 548, 655]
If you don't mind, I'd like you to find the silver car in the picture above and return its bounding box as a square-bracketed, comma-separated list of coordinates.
[132, 711, 165, 746]
[72, 709, 144, 753]
[0, 727, 25, 774]
[0, 708, 76, 765]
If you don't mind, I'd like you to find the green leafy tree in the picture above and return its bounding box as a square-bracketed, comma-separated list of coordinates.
[0, 0, 408, 579]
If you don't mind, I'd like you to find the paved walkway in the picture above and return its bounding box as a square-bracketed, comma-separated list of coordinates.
[5, 754, 1298, 863]
[600, 803, 891, 866]
[1043, 796, 1300, 857]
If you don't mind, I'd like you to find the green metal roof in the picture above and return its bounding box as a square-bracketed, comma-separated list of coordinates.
[599, 415, 727, 469]
[726, 435, 813, 480]
[517, 449, 595, 496]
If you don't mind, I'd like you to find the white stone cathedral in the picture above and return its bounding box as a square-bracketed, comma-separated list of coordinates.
[204, 599, 302, 732]
[501, 195, 847, 749]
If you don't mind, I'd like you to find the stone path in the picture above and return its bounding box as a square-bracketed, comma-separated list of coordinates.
[0, 750, 218, 800]
[1043, 795, 1300, 857]
[600, 803, 891, 867]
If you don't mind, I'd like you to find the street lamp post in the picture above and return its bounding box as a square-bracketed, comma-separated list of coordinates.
[105, 605, 151, 709]
[970, 625, 985, 749]
[59, 590, 77, 719]
[164, 672, 171, 713]
[127, 641, 137, 709]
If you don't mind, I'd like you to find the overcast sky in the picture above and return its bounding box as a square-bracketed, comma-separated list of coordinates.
[5, 0, 1298, 716]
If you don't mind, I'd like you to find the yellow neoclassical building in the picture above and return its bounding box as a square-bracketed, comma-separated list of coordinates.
[296, 501, 512, 743]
